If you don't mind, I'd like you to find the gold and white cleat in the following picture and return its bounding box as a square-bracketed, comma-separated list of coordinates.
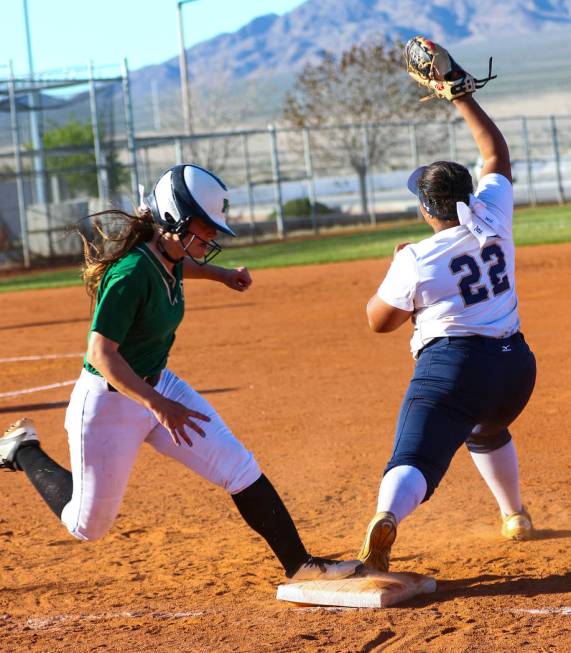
[358, 511, 397, 573]
[501, 507, 533, 541]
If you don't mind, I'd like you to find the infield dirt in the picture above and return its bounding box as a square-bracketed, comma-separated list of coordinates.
[0, 243, 569, 652]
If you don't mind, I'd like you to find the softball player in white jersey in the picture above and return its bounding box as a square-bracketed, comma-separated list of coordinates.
[358, 95, 536, 572]
[0, 164, 360, 583]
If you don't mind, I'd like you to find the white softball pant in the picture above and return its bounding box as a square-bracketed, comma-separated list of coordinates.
[61, 369, 261, 541]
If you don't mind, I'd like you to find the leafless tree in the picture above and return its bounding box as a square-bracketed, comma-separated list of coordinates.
[284, 39, 451, 214]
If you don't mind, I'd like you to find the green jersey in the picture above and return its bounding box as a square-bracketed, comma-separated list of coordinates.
[84, 243, 185, 378]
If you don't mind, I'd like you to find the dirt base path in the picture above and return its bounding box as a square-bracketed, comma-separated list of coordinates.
[0, 244, 569, 652]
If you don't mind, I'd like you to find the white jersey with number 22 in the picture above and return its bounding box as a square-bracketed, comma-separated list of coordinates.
[378, 173, 519, 358]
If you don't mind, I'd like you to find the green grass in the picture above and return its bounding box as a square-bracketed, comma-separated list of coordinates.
[1, 204, 569, 293]
[511, 205, 571, 246]
[0, 268, 85, 293]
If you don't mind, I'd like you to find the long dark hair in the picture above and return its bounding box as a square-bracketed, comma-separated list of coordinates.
[78, 208, 155, 299]
[418, 161, 473, 220]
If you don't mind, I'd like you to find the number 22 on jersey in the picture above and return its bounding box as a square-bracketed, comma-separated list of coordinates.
[449, 243, 511, 306]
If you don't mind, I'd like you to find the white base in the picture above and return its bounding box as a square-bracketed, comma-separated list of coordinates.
[277, 571, 436, 608]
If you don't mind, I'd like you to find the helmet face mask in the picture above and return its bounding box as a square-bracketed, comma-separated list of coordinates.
[180, 229, 223, 266]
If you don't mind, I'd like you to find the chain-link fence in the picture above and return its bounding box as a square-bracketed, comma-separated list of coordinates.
[1, 68, 570, 269]
[0, 63, 136, 268]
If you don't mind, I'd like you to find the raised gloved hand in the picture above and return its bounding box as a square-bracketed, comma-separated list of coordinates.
[405, 35, 496, 101]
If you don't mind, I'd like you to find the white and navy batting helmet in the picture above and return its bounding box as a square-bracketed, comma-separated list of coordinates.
[145, 164, 236, 237]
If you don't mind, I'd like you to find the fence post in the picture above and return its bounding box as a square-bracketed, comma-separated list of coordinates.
[174, 138, 184, 164]
[362, 124, 376, 226]
[303, 127, 318, 234]
[409, 122, 419, 168]
[8, 62, 31, 268]
[241, 133, 257, 243]
[89, 60, 109, 205]
[448, 120, 457, 160]
[268, 124, 285, 238]
[121, 58, 139, 200]
[151, 79, 162, 133]
[521, 117, 536, 207]
[550, 116, 565, 205]
[141, 146, 152, 190]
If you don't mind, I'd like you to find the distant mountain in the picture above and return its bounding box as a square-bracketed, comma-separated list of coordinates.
[1, 0, 569, 141]
[119, 0, 571, 129]
[131, 0, 571, 90]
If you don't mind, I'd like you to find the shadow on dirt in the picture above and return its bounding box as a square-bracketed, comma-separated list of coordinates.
[0, 401, 69, 414]
[401, 571, 571, 607]
[0, 317, 90, 331]
[533, 528, 571, 541]
[357, 629, 396, 653]
[0, 388, 240, 415]
[187, 302, 256, 312]
[0, 303, 254, 331]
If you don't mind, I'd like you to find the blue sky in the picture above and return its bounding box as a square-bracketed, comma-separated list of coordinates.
[1, 0, 306, 77]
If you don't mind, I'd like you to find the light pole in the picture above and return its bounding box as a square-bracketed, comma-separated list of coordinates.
[23, 0, 47, 205]
[177, 0, 198, 135]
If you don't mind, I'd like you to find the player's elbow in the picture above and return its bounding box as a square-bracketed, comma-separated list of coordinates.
[86, 331, 120, 371]
[367, 297, 412, 333]
[367, 314, 392, 333]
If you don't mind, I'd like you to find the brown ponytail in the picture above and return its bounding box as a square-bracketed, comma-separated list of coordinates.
[78, 208, 156, 299]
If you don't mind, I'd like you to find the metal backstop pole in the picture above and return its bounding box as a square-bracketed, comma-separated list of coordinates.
[409, 122, 419, 169]
[268, 124, 285, 238]
[88, 61, 109, 205]
[8, 62, 31, 268]
[121, 58, 139, 200]
[550, 116, 565, 205]
[521, 117, 536, 207]
[303, 127, 318, 234]
[448, 120, 458, 161]
[362, 124, 376, 226]
[241, 133, 257, 242]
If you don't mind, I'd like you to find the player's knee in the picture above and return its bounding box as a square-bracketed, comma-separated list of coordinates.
[61, 503, 116, 541]
[63, 518, 112, 541]
[385, 459, 439, 501]
[223, 452, 262, 495]
[465, 429, 511, 454]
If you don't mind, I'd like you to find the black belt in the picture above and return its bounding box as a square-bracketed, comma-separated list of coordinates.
[107, 372, 161, 393]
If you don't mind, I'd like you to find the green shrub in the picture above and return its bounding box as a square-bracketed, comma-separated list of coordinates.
[269, 197, 335, 219]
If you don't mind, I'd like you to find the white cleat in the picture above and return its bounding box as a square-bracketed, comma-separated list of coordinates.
[289, 556, 363, 582]
[0, 418, 39, 471]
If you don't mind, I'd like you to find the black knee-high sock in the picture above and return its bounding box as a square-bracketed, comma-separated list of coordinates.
[14, 445, 73, 518]
[232, 474, 310, 577]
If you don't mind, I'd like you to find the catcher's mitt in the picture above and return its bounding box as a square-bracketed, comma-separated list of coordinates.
[405, 36, 496, 101]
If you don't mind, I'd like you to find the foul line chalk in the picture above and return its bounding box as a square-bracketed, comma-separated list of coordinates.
[0, 380, 76, 399]
[0, 353, 84, 364]
[6, 604, 571, 632]
[22, 609, 206, 630]
[510, 607, 571, 616]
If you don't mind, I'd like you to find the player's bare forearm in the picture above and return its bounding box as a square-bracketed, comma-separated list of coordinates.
[183, 258, 226, 280]
[183, 258, 252, 291]
[86, 332, 160, 407]
[86, 332, 210, 446]
[366, 295, 413, 333]
[453, 95, 512, 181]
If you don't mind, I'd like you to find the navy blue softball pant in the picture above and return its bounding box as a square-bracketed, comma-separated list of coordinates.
[385, 332, 536, 500]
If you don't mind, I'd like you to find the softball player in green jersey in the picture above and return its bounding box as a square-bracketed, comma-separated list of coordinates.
[0, 163, 361, 583]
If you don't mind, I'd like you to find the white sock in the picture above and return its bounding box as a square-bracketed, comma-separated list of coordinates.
[470, 440, 522, 516]
[377, 465, 427, 525]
